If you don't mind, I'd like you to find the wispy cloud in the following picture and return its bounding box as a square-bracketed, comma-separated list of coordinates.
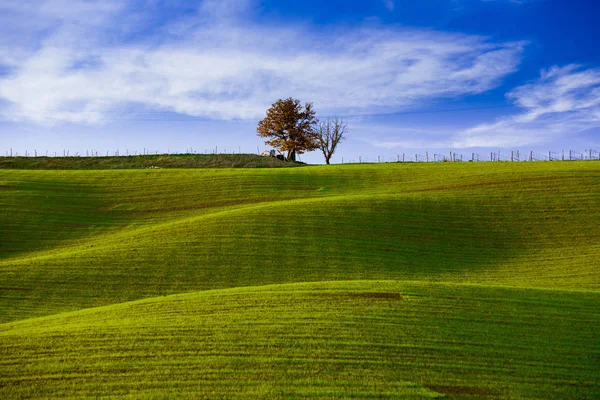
[454, 65, 600, 147]
[358, 128, 453, 150]
[383, 0, 395, 11]
[0, 0, 525, 124]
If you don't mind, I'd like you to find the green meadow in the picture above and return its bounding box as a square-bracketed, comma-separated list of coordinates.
[1, 159, 599, 399]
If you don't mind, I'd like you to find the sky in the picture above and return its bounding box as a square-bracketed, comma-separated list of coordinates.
[0, 0, 599, 163]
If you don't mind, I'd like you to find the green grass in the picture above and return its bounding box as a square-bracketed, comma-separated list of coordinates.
[1, 281, 598, 399]
[0, 154, 300, 170]
[1, 161, 599, 398]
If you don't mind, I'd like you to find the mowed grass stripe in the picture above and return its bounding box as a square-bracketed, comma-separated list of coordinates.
[1, 281, 598, 399]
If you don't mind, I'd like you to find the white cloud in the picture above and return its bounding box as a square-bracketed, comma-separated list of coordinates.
[0, 0, 123, 21]
[0, 0, 525, 124]
[454, 65, 600, 147]
[348, 119, 453, 150]
[383, 0, 395, 11]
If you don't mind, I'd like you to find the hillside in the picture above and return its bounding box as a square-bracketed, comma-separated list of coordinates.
[0, 154, 300, 169]
[1, 162, 599, 321]
[1, 281, 598, 399]
[1, 161, 599, 399]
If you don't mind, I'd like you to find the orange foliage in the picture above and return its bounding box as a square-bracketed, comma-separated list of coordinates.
[257, 98, 319, 161]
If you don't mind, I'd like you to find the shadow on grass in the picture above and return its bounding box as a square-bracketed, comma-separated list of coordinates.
[0, 179, 130, 260]
[0, 194, 535, 322]
[203, 194, 522, 283]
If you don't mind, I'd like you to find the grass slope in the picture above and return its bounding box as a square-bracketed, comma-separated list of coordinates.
[1, 162, 599, 323]
[1, 281, 598, 399]
[0, 154, 300, 170]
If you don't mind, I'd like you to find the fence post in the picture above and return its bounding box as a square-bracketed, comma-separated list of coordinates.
[359, 156, 361, 163]
[426, 151, 429, 162]
[403, 153, 405, 162]
[570, 150, 572, 161]
[562, 150, 565, 161]
[378, 155, 380, 163]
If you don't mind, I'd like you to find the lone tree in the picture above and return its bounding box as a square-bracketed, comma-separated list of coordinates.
[257, 98, 319, 161]
[317, 116, 347, 164]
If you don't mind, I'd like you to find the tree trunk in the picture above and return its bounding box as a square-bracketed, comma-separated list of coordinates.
[287, 149, 296, 162]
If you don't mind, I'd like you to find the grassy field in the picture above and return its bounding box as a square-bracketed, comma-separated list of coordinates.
[1, 161, 599, 398]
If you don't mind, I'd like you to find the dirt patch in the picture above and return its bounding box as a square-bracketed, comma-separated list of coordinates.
[325, 292, 403, 301]
[0, 184, 18, 190]
[0, 287, 33, 292]
[427, 385, 498, 397]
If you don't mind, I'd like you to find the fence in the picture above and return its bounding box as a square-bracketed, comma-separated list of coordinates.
[2, 147, 600, 164]
[2, 146, 248, 158]
[340, 149, 600, 164]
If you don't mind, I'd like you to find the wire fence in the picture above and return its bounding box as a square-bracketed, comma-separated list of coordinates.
[2, 147, 600, 164]
[341, 149, 600, 164]
[2, 146, 249, 158]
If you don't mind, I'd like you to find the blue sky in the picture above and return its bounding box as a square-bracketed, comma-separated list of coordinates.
[0, 0, 599, 163]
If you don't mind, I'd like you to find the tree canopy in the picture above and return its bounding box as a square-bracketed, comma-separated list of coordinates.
[257, 98, 319, 161]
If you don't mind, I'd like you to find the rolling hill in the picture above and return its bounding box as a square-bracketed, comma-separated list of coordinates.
[1, 161, 599, 398]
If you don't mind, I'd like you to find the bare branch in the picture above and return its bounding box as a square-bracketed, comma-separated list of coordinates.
[317, 116, 347, 164]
